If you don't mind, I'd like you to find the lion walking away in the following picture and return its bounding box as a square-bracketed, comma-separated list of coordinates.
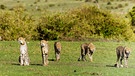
[78, 43, 96, 62]
[54, 41, 61, 61]
[115, 46, 131, 68]
[40, 40, 49, 66]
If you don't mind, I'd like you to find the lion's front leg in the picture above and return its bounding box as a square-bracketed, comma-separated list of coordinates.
[88, 53, 93, 62]
[124, 58, 128, 68]
[42, 54, 48, 66]
[45, 54, 49, 65]
[116, 56, 120, 68]
[20, 54, 24, 66]
[42, 54, 46, 66]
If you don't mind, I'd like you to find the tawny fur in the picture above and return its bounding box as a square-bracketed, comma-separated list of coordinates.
[54, 42, 61, 61]
[18, 37, 30, 66]
[78, 43, 95, 62]
[116, 46, 131, 68]
[40, 40, 49, 66]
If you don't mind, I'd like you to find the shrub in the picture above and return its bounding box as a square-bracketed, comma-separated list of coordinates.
[37, 13, 71, 40]
[17, 1, 20, 3]
[129, 6, 135, 26]
[107, 2, 111, 5]
[125, 3, 128, 6]
[45, 0, 48, 2]
[0, 4, 6, 10]
[0, 7, 38, 40]
[0, 5, 134, 41]
[37, 5, 135, 41]
[85, 0, 92, 2]
[49, 4, 55, 7]
[117, 4, 123, 8]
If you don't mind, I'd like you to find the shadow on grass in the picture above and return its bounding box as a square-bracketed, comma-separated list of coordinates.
[88, 63, 116, 68]
[106, 64, 115, 67]
[12, 63, 20, 66]
[31, 59, 55, 66]
[31, 64, 42, 66]
[12, 63, 42, 66]
[106, 64, 135, 68]
[11, 58, 55, 66]
[48, 58, 55, 61]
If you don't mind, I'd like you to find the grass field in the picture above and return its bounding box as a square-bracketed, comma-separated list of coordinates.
[1, 0, 135, 76]
[0, 0, 135, 16]
[0, 41, 135, 76]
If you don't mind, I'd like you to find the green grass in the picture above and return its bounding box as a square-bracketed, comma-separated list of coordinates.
[0, 41, 135, 76]
[0, 0, 135, 17]
[0, 0, 135, 75]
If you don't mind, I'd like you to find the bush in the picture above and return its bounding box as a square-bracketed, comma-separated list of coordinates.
[129, 6, 135, 26]
[37, 5, 135, 41]
[107, 2, 111, 5]
[0, 4, 6, 10]
[85, 0, 92, 2]
[0, 5, 134, 41]
[0, 7, 38, 40]
[125, 3, 128, 6]
[49, 4, 55, 7]
[117, 4, 123, 8]
[37, 13, 72, 40]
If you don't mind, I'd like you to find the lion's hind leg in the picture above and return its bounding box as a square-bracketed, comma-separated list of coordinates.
[56, 53, 60, 61]
[120, 56, 124, 67]
[116, 54, 120, 68]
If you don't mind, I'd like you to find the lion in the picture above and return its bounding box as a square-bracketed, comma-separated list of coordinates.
[54, 41, 61, 61]
[78, 43, 96, 62]
[115, 46, 131, 68]
[18, 37, 30, 66]
[40, 40, 49, 66]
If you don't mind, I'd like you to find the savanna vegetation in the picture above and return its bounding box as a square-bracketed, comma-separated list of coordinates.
[1, 0, 135, 76]
[0, 41, 135, 76]
[0, 0, 135, 41]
